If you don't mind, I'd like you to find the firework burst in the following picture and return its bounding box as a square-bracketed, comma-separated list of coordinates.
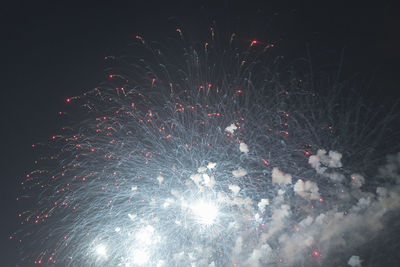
[18, 28, 400, 266]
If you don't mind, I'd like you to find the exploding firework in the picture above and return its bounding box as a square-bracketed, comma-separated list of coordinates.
[18, 28, 400, 266]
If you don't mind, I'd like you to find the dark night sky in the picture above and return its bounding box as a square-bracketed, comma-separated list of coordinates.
[2, 1, 399, 266]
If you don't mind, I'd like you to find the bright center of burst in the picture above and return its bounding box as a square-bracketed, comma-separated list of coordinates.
[191, 201, 218, 225]
[95, 244, 107, 258]
[132, 249, 149, 265]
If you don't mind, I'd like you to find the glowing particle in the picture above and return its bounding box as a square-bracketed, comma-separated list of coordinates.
[229, 184, 241, 195]
[257, 199, 269, 211]
[232, 168, 247, 178]
[312, 250, 321, 257]
[163, 198, 174, 208]
[225, 123, 237, 134]
[348, 255, 362, 267]
[271, 167, 292, 185]
[350, 174, 365, 188]
[190, 173, 202, 185]
[207, 162, 216, 169]
[239, 142, 249, 154]
[203, 173, 216, 187]
[128, 213, 137, 220]
[197, 166, 207, 173]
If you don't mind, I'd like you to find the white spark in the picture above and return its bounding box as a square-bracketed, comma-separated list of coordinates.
[128, 213, 137, 220]
[207, 162, 216, 169]
[232, 167, 247, 178]
[229, 184, 241, 195]
[157, 175, 164, 184]
[272, 167, 292, 185]
[225, 123, 237, 134]
[239, 142, 249, 154]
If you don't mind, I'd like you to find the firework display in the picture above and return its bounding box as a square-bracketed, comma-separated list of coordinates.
[18, 29, 400, 266]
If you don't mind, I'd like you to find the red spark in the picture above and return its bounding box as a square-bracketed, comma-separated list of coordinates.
[312, 250, 321, 257]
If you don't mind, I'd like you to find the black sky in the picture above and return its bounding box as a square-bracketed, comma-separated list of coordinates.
[2, 1, 400, 266]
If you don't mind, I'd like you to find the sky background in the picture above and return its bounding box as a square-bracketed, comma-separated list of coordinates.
[2, 1, 399, 266]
